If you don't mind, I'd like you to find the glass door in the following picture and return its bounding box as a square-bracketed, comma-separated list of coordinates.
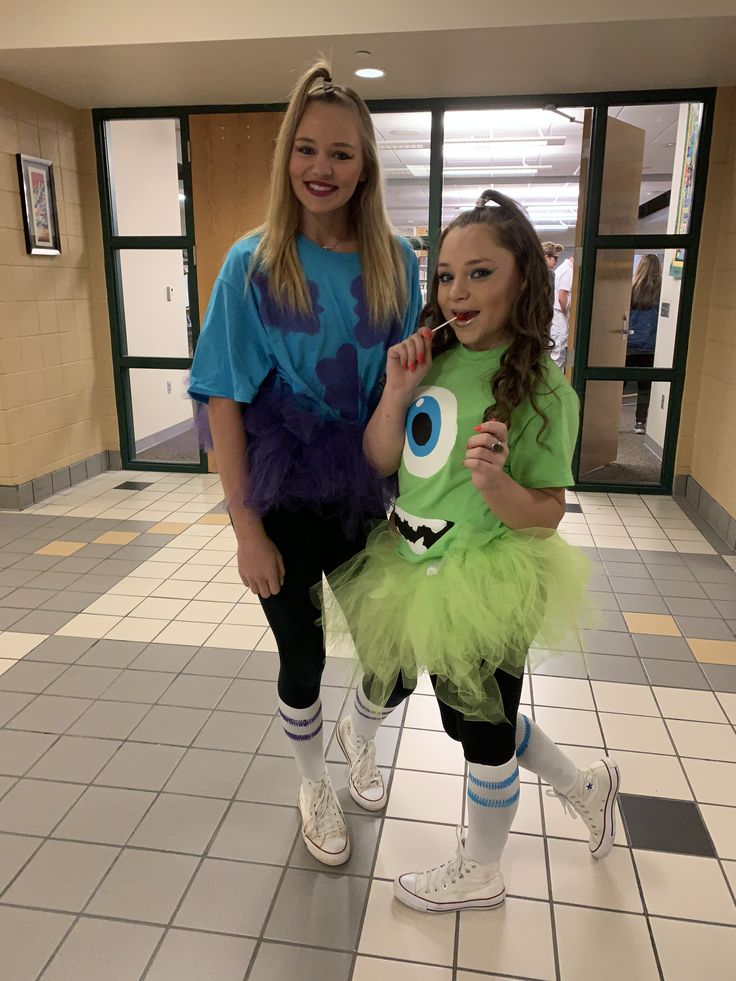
[573, 98, 712, 492]
[97, 115, 205, 470]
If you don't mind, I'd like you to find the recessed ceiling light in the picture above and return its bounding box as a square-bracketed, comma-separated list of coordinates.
[355, 67, 386, 79]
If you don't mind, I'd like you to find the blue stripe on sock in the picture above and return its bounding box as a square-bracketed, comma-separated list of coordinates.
[517, 714, 531, 758]
[468, 767, 519, 791]
[283, 721, 323, 742]
[467, 786, 520, 809]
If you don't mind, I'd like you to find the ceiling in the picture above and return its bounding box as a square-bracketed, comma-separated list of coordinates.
[0, 16, 735, 109]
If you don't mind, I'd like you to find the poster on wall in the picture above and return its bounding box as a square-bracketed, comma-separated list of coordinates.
[669, 103, 702, 280]
[16, 154, 61, 256]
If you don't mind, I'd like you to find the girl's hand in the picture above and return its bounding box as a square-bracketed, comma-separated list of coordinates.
[237, 528, 285, 599]
[385, 327, 433, 395]
[464, 419, 509, 494]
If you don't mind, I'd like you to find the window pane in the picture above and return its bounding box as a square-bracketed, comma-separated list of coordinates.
[107, 118, 185, 237]
[600, 103, 703, 236]
[578, 380, 670, 485]
[129, 368, 199, 465]
[117, 249, 192, 358]
[586, 249, 684, 370]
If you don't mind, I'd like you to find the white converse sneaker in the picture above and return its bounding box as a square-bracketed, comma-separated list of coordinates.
[394, 829, 505, 913]
[549, 758, 621, 859]
[298, 772, 350, 866]
[336, 716, 387, 812]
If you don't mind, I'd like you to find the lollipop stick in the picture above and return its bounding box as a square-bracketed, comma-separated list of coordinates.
[430, 316, 457, 334]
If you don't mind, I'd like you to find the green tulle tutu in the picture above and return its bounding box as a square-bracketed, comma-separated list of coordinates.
[320, 524, 590, 723]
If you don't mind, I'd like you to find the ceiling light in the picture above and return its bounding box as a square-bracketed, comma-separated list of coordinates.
[355, 67, 386, 79]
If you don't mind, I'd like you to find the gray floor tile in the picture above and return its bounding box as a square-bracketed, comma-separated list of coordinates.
[598, 548, 643, 563]
[237, 650, 280, 681]
[77, 639, 147, 669]
[658, 580, 708, 599]
[41, 591, 102, 613]
[580, 629, 636, 656]
[45, 665, 122, 699]
[248, 942, 352, 981]
[617, 594, 669, 614]
[0, 691, 33, 726]
[265, 867, 369, 950]
[8, 695, 93, 733]
[53, 557, 103, 575]
[640, 550, 685, 566]
[111, 545, 162, 561]
[194, 710, 271, 753]
[73, 544, 121, 559]
[632, 634, 696, 661]
[610, 577, 661, 595]
[137, 534, 178, 547]
[321, 685, 350, 720]
[157, 674, 230, 709]
[0, 779, 84, 835]
[0, 730, 57, 776]
[27, 735, 121, 784]
[12, 554, 65, 571]
[0, 586, 57, 607]
[165, 748, 252, 799]
[0, 906, 73, 981]
[703, 581, 736, 601]
[67, 574, 124, 593]
[291, 809, 381, 876]
[93, 559, 145, 577]
[585, 653, 649, 684]
[129, 793, 228, 853]
[99, 670, 176, 703]
[94, 743, 185, 791]
[581, 610, 629, 632]
[665, 596, 721, 618]
[68, 700, 150, 739]
[0, 831, 43, 891]
[145, 929, 255, 981]
[603, 561, 652, 579]
[52, 785, 154, 846]
[0, 774, 16, 798]
[87, 849, 199, 924]
[237, 754, 301, 806]
[130, 643, 198, 673]
[112, 520, 156, 531]
[174, 858, 281, 935]
[0, 606, 31, 628]
[715, 600, 736, 619]
[130, 705, 210, 747]
[643, 658, 709, 690]
[322, 657, 360, 687]
[528, 649, 589, 679]
[210, 801, 298, 864]
[618, 794, 716, 857]
[217, 678, 276, 714]
[587, 591, 620, 611]
[702, 663, 736, 693]
[22, 635, 95, 664]
[6, 610, 76, 633]
[0, 660, 68, 694]
[41, 917, 162, 981]
[648, 564, 695, 581]
[3, 838, 118, 912]
[588, 574, 612, 592]
[674, 616, 734, 640]
[0, 569, 38, 587]
[185, 648, 250, 678]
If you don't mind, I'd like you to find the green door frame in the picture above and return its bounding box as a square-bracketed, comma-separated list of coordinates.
[93, 85, 716, 490]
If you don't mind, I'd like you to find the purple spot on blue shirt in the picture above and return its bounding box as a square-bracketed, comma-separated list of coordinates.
[254, 272, 323, 335]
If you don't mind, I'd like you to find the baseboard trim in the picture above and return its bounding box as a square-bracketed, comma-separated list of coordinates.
[134, 420, 193, 454]
[674, 475, 736, 552]
[0, 450, 121, 511]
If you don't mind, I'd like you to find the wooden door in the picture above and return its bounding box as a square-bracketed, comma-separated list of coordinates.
[578, 115, 645, 478]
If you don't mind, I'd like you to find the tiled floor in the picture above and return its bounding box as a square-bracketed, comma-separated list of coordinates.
[0, 473, 735, 979]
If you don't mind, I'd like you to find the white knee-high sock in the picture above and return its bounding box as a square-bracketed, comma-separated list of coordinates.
[351, 683, 394, 742]
[465, 757, 520, 865]
[278, 697, 326, 782]
[515, 713, 577, 792]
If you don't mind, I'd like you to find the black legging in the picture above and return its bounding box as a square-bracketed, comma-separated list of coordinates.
[625, 349, 655, 425]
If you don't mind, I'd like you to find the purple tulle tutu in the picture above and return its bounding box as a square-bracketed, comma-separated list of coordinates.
[194, 391, 391, 534]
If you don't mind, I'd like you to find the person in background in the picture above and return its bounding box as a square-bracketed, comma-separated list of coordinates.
[551, 252, 574, 370]
[541, 241, 564, 295]
[626, 254, 662, 435]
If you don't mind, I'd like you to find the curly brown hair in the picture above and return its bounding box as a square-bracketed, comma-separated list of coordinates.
[420, 189, 555, 439]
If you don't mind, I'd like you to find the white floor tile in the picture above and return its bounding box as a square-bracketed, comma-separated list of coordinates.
[105, 618, 168, 643]
[654, 687, 729, 723]
[57, 615, 122, 639]
[555, 905, 658, 981]
[548, 838, 642, 912]
[592, 681, 660, 717]
[152, 622, 216, 647]
[358, 879, 455, 966]
[458, 897, 555, 980]
[634, 850, 736, 924]
[203, 624, 267, 650]
[385, 770, 463, 825]
[599, 712, 675, 755]
[667, 719, 736, 763]
[650, 917, 736, 981]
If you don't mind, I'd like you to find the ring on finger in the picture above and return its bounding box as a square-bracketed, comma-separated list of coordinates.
[490, 440, 505, 454]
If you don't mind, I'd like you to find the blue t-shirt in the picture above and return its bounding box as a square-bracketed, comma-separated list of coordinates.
[189, 232, 421, 422]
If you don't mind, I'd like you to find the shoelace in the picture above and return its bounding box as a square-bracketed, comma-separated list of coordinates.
[547, 774, 598, 827]
[305, 777, 345, 842]
[417, 829, 476, 895]
[352, 737, 382, 791]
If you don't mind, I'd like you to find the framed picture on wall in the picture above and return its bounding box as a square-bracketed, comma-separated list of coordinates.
[16, 154, 61, 256]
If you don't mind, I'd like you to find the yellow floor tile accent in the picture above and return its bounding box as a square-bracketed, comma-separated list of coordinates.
[35, 540, 86, 557]
[148, 522, 191, 534]
[687, 638, 736, 665]
[196, 514, 230, 526]
[93, 531, 140, 546]
[623, 613, 681, 636]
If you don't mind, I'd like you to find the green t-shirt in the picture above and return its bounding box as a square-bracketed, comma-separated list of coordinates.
[394, 343, 580, 563]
